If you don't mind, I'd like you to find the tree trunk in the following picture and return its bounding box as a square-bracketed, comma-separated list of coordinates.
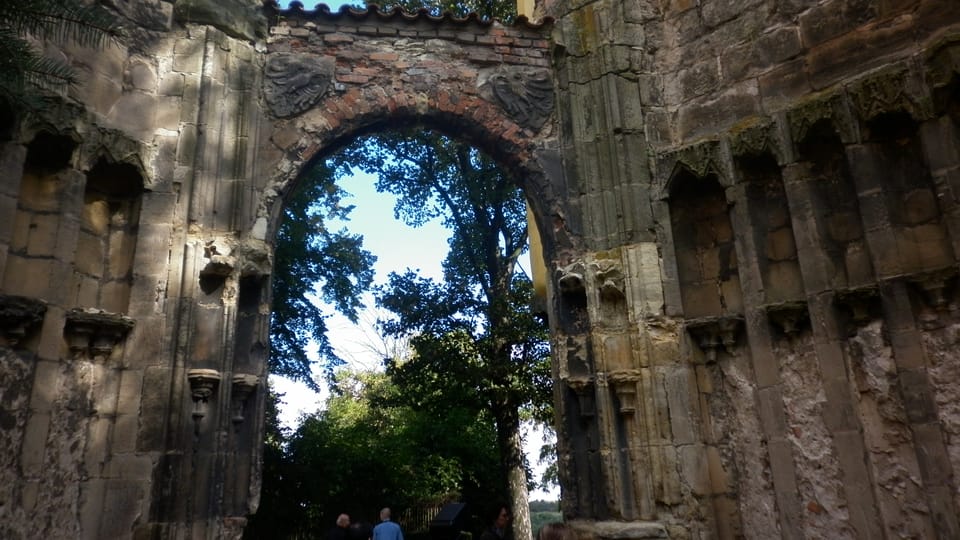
[495, 403, 532, 540]
[507, 430, 532, 540]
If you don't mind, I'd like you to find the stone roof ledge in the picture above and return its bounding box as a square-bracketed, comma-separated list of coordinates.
[260, 1, 553, 28]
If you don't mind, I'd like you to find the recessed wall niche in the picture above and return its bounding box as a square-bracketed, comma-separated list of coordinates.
[3, 132, 76, 297]
[862, 112, 955, 276]
[737, 153, 804, 304]
[668, 169, 743, 319]
[73, 159, 143, 313]
[796, 122, 874, 290]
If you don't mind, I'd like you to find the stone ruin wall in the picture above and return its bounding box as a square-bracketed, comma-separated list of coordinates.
[0, 0, 959, 539]
[545, 0, 960, 539]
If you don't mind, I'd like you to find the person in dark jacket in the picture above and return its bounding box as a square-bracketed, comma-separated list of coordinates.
[329, 513, 351, 540]
[479, 504, 511, 540]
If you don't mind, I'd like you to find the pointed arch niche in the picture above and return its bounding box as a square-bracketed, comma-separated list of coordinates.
[73, 159, 144, 313]
[3, 132, 77, 297]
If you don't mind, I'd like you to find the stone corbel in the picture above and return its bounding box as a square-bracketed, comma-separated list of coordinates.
[685, 315, 744, 363]
[231, 373, 259, 424]
[0, 294, 47, 347]
[764, 301, 809, 338]
[566, 376, 596, 418]
[835, 285, 880, 329]
[64, 308, 135, 359]
[607, 370, 642, 416]
[906, 267, 957, 312]
[187, 369, 221, 420]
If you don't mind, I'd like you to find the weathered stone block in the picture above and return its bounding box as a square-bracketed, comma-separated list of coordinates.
[758, 59, 811, 108]
[754, 381, 788, 439]
[74, 231, 104, 278]
[665, 368, 700, 445]
[821, 377, 858, 431]
[798, 0, 878, 47]
[678, 443, 711, 495]
[20, 411, 51, 475]
[73, 274, 100, 308]
[3, 256, 52, 298]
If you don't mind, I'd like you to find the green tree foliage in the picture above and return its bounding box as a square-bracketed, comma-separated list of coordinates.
[339, 128, 551, 540]
[270, 161, 376, 389]
[371, 0, 516, 23]
[246, 370, 501, 538]
[0, 0, 123, 109]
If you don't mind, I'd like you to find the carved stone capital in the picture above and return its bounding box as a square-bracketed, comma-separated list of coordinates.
[0, 294, 47, 347]
[64, 308, 135, 359]
[685, 315, 744, 363]
[263, 53, 336, 119]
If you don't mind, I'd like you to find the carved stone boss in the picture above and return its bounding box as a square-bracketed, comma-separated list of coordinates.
[263, 53, 336, 119]
[480, 66, 554, 131]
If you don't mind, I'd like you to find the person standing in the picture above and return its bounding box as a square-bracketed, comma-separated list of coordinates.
[329, 514, 351, 540]
[372, 507, 404, 540]
[479, 504, 512, 540]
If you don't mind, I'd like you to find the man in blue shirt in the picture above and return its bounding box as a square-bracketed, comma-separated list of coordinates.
[372, 507, 404, 540]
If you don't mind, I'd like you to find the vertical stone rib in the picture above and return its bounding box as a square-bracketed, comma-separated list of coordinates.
[780, 157, 885, 539]
[726, 179, 802, 539]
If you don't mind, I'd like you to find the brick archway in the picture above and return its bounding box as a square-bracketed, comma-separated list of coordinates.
[253, 6, 567, 255]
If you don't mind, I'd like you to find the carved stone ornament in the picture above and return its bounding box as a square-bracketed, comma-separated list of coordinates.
[925, 36, 960, 97]
[685, 315, 744, 363]
[729, 119, 784, 163]
[263, 53, 336, 119]
[0, 294, 46, 347]
[848, 67, 930, 123]
[786, 92, 856, 145]
[187, 368, 221, 420]
[556, 261, 586, 295]
[659, 140, 731, 198]
[592, 261, 625, 302]
[480, 67, 554, 131]
[64, 308, 135, 359]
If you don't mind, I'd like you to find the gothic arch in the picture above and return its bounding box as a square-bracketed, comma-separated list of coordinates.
[257, 105, 567, 255]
